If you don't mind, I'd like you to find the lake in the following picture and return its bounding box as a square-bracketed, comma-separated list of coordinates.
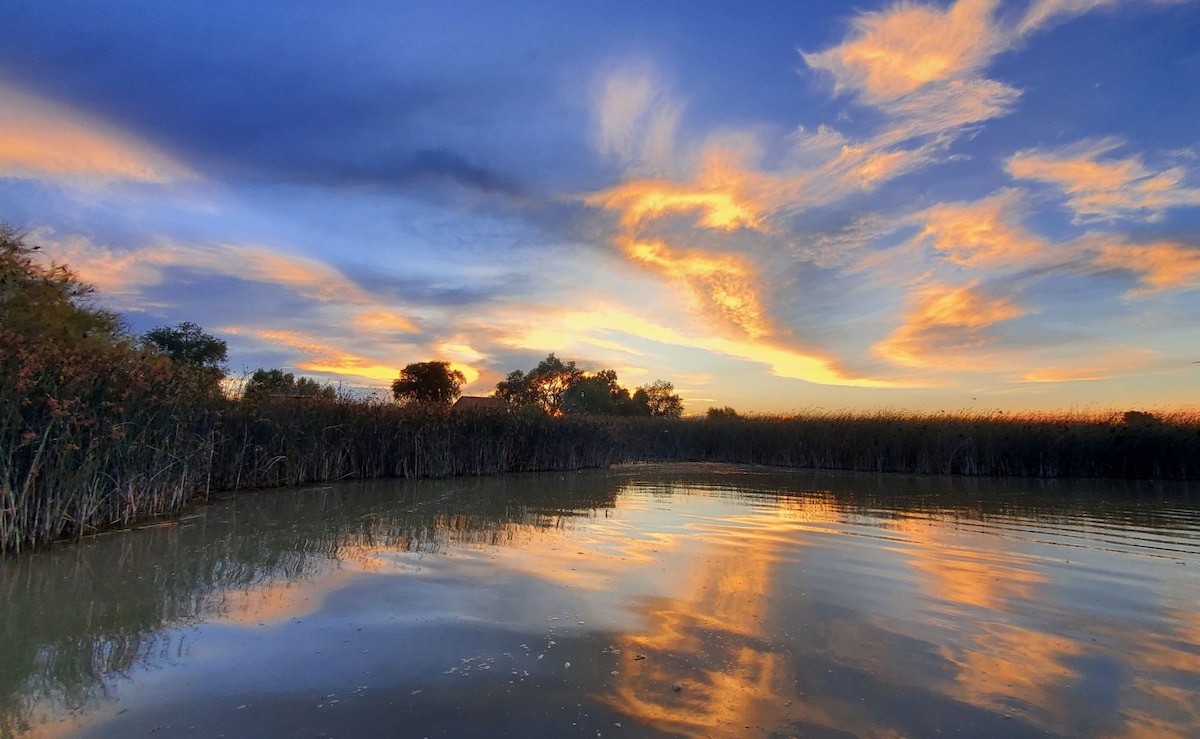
[2, 463, 1199, 738]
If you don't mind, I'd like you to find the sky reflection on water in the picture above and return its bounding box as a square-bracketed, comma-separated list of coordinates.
[2, 464, 1199, 738]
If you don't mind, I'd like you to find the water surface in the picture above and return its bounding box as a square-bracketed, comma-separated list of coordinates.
[3, 464, 1199, 738]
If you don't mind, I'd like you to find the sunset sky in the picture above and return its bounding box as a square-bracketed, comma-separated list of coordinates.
[2, 0, 1198, 413]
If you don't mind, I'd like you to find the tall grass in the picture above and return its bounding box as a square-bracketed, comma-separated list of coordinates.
[614, 409, 1200, 479]
[5, 393, 1199, 553]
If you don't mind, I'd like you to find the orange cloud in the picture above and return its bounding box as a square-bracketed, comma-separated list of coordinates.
[802, 0, 1005, 103]
[622, 238, 769, 338]
[586, 178, 764, 232]
[0, 82, 193, 184]
[1093, 241, 1200, 295]
[353, 308, 419, 334]
[490, 302, 895, 388]
[874, 281, 1025, 368]
[912, 191, 1045, 269]
[1007, 140, 1200, 222]
[223, 326, 469, 386]
[34, 231, 421, 334]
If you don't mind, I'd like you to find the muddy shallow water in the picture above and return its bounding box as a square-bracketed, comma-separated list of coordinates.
[3, 464, 1199, 738]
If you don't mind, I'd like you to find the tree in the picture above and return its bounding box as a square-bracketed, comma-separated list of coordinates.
[494, 353, 583, 415]
[633, 380, 684, 418]
[706, 406, 740, 419]
[142, 321, 228, 377]
[391, 361, 466, 405]
[243, 368, 337, 401]
[1, 224, 124, 345]
[561, 369, 636, 416]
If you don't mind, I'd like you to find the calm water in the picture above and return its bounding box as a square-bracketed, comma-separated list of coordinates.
[3, 464, 1199, 738]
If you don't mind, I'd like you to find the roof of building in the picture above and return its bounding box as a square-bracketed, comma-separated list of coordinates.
[451, 396, 508, 412]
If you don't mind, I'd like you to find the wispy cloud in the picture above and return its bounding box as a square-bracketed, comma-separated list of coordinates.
[874, 281, 1026, 368]
[0, 82, 193, 185]
[801, 0, 1007, 104]
[911, 190, 1046, 270]
[619, 238, 770, 338]
[33, 230, 420, 330]
[1092, 240, 1200, 295]
[1007, 139, 1200, 222]
[1017, 348, 1157, 383]
[485, 302, 894, 387]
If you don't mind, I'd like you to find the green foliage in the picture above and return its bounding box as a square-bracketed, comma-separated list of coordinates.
[243, 368, 336, 401]
[1, 224, 124, 344]
[633, 380, 684, 418]
[706, 406, 740, 419]
[1, 226, 219, 552]
[391, 361, 466, 405]
[141, 321, 227, 384]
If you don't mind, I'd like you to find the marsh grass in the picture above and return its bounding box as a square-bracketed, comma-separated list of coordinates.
[4, 393, 1199, 553]
[618, 409, 1200, 479]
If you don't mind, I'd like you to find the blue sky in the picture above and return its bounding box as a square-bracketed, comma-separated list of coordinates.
[2, 0, 1198, 413]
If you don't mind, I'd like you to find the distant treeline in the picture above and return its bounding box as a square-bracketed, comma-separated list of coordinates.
[4, 225, 1200, 553]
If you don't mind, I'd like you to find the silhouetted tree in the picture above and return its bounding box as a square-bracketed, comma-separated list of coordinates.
[392, 361, 466, 405]
[243, 368, 335, 401]
[633, 380, 684, 418]
[706, 406, 740, 419]
[142, 321, 227, 378]
[561, 369, 638, 416]
[495, 353, 584, 415]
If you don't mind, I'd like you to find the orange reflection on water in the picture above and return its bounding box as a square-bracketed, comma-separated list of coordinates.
[940, 623, 1080, 731]
[597, 524, 791, 737]
[591, 489, 911, 737]
[1114, 599, 1200, 738]
[897, 523, 1046, 611]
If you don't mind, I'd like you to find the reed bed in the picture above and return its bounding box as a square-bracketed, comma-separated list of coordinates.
[1, 388, 628, 552]
[615, 409, 1200, 480]
[5, 385, 1199, 554]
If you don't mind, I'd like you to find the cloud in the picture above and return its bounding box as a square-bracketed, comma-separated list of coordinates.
[1017, 349, 1157, 383]
[874, 281, 1026, 368]
[1091, 241, 1200, 295]
[1006, 139, 1200, 222]
[594, 64, 682, 176]
[220, 327, 431, 385]
[486, 302, 894, 387]
[0, 82, 193, 184]
[801, 0, 1006, 104]
[33, 230, 420, 329]
[911, 190, 1046, 269]
[1013, 0, 1189, 34]
[620, 238, 770, 338]
[585, 178, 764, 232]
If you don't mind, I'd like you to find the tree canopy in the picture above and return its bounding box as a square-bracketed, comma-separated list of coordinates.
[634, 379, 684, 418]
[495, 354, 683, 417]
[391, 361, 466, 405]
[142, 321, 228, 377]
[1, 224, 124, 346]
[243, 368, 335, 401]
[495, 353, 584, 415]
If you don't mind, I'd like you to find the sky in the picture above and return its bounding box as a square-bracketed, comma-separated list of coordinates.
[2, 0, 1198, 414]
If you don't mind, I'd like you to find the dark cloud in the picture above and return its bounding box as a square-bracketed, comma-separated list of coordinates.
[0, 0, 593, 194]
